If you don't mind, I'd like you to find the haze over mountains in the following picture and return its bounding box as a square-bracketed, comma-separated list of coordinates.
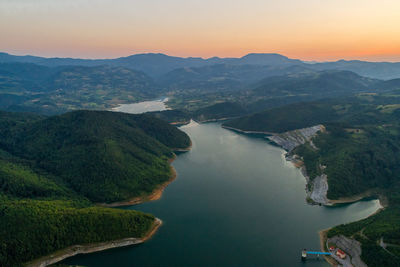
[1, 52, 400, 79]
[0, 52, 303, 78]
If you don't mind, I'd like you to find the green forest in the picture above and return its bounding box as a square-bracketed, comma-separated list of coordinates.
[294, 123, 400, 199]
[327, 189, 400, 266]
[2, 55, 400, 266]
[300, 123, 400, 266]
[0, 110, 190, 266]
[222, 92, 400, 266]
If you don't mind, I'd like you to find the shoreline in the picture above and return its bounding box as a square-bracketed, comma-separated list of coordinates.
[173, 139, 193, 152]
[98, 155, 179, 208]
[170, 120, 191, 126]
[282, 144, 388, 266]
[326, 190, 388, 207]
[27, 140, 191, 266]
[286, 153, 386, 206]
[26, 218, 162, 267]
[318, 228, 338, 267]
[170, 117, 240, 127]
[318, 199, 387, 267]
[194, 116, 240, 124]
[28, 141, 191, 266]
[221, 125, 275, 135]
[99, 141, 192, 208]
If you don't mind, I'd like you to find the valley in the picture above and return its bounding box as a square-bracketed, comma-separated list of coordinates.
[1, 52, 400, 266]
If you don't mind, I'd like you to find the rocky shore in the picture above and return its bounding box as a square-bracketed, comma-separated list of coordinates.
[319, 197, 386, 267]
[266, 124, 389, 266]
[224, 124, 330, 205]
[319, 229, 368, 267]
[309, 174, 329, 204]
[266, 125, 330, 204]
[267, 125, 325, 152]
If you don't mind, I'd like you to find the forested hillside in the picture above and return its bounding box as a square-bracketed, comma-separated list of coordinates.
[223, 91, 400, 133]
[253, 70, 377, 97]
[0, 110, 190, 202]
[294, 123, 400, 199]
[223, 102, 338, 133]
[0, 110, 190, 266]
[158, 64, 311, 92]
[0, 197, 156, 266]
[222, 92, 400, 266]
[327, 189, 400, 266]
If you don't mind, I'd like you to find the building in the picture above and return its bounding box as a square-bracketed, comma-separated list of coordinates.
[336, 249, 346, 259]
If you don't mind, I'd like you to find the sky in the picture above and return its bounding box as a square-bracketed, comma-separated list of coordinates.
[1, 0, 400, 61]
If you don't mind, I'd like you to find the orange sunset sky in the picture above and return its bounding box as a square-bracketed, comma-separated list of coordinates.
[1, 0, 400, 61]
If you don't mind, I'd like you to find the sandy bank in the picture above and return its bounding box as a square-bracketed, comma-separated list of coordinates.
[173, 139, 193, 152]
[170, 120, 191, 126]
[29, 140, 191, 266]
[326, 190, 388, 207]
[98, 140, 192, 208]
[319, 198, 386, 267]
[26, 218, 162, 267]
[319, 229, 339, 267]
[98, 156, 179, 208]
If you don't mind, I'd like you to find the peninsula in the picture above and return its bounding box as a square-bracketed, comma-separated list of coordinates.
[0, 110, 191, 266]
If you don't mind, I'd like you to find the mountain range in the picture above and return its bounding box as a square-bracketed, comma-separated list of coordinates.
[1, 51, 400, 117]
[1, 52, 400, 80]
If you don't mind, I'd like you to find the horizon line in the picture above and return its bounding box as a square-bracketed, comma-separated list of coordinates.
[1, 50, 400, 64]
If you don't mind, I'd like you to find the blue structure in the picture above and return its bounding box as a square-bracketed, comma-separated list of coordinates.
[301, 249, 331, 261]
[306, 251, 331, 255]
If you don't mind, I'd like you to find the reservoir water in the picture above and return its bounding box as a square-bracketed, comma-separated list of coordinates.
[64, 121, 381, 267]
[111, 98, 169, 114]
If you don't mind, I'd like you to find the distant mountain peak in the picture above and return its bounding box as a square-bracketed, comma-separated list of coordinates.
[242, 53, 289, 58]
[1, 51, 400, 79]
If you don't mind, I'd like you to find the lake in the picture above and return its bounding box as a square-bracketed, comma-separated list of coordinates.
[111, 98, 169, 114]
[64, 121, 381, 266]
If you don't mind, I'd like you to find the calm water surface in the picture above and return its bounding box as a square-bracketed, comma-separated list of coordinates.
[64, 121, 381, 267]
[111, 98, 169, 114]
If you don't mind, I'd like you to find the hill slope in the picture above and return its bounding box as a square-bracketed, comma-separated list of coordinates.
[252, 70, 378, 97]
[0, 110, 190, 266]
[223, 102, 339, 133]
[223, 92, 400, 266]
[158, 64, 312, 92]
[0, 63, 157, 114]
[0, 110, 190, 202]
